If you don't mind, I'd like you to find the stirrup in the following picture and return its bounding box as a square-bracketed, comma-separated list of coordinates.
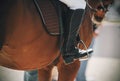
[78, 48, 93, 61]
[76, 39, 94, 61]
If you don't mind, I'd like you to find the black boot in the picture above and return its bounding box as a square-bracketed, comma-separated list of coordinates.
[62, 9, 93, 64]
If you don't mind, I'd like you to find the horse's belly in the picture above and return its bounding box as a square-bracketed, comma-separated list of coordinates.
[0, 43, 59, 70]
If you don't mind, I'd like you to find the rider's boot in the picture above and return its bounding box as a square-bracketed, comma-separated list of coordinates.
[62, 9, 93, 64]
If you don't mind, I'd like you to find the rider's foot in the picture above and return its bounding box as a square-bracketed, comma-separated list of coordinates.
[63, 48, 93, 64]
[63, 55, 74, 64]
[78, 48, 93, 61]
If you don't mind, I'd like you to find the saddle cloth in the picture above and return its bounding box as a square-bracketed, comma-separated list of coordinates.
[34, 0, 60, 35]
[33, 0, 85, 36]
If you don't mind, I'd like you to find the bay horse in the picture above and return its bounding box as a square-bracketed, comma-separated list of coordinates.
[0, 0, 113, 81]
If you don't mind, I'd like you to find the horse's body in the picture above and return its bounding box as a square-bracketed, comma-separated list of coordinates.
[0, 0, 60, 69]
[0, 0, 113, 81]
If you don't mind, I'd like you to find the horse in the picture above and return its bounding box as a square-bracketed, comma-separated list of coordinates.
[0, 0, 113, 81]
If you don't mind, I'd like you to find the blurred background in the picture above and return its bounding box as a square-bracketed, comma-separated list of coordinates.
[0, 0, 120, 81]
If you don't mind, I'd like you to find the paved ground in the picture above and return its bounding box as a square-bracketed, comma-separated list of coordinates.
[0, 66, 24, 81]
[86, 21, 120, 81]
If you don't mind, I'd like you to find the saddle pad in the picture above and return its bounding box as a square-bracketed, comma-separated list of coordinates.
[34, 0, 60, 35]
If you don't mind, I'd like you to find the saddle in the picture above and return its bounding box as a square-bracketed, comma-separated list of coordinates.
[34, 0, 80, 36]
[33, 0, 83, 37]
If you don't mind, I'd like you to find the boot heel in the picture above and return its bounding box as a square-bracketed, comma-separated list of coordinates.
[63, 56, 74, 64]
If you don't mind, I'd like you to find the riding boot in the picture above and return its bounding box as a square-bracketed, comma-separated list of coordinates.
[62, 9, 93, 64]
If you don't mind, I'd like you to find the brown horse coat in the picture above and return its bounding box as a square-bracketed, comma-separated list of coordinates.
[0, 0, 113, 81]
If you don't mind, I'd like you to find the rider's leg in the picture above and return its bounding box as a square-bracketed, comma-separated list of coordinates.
[62, 9, 93, 64]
